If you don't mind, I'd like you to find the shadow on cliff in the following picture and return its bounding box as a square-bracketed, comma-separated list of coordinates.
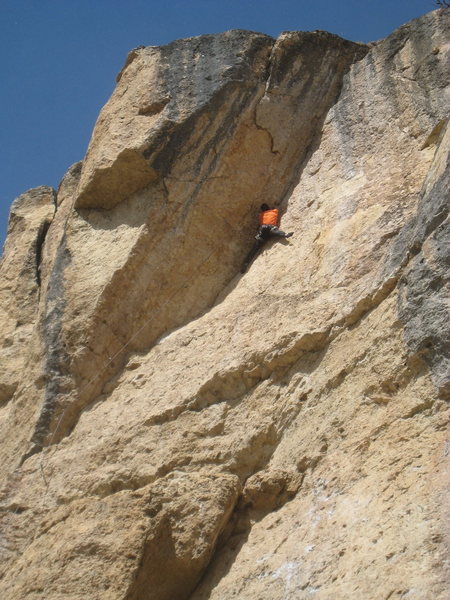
[190, 490, 305, 600]
[211, 127, 326, 309]
[190, 526, 252, 599]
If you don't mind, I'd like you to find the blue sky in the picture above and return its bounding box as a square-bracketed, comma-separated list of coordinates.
[0, 0, 437, 250]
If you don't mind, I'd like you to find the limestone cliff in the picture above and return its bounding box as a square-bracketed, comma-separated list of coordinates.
[0, 10, 449, 600]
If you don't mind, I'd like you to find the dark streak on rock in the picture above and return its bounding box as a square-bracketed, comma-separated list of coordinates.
[35, 220, 51, 288]
[393, 124, 450, 398]
[21, 234, 72, 464]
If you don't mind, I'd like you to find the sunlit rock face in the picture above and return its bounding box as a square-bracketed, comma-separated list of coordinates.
[0, 9, 449, 600]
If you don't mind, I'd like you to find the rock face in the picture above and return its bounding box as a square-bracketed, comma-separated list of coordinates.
[0, 10, 449, 600]
[0, 187, 55, 405]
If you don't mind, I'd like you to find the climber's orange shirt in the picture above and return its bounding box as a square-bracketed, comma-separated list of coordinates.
[259, 209, 279, 226]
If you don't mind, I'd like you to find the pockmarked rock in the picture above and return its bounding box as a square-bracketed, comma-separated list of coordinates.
[0, 8, 449, 600]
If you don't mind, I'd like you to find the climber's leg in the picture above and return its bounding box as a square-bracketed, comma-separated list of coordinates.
[268, 226, 293, 238]
[241, 238, 265, 273]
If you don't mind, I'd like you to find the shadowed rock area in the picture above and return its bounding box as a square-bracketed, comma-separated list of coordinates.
[0, 9, 449, 600]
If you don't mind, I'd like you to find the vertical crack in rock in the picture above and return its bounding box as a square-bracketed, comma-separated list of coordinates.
[253, 31, 368, 203]
[35, 220, 51, 287]
[34, 186, 57, 288]
[21, 234, 72, 462]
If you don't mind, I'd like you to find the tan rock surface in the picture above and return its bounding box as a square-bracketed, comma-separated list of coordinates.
[0, 186, 55, 406]
[0, 9, 449, 600]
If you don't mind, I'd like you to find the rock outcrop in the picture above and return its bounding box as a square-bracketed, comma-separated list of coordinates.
[0, 9, 449, 600]
[0, 187, 56, 405]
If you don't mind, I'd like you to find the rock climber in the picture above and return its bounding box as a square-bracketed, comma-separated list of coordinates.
[241, 203, 293, 273]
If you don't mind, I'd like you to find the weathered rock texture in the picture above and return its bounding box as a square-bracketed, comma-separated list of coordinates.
[1, 9, 449, 600]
